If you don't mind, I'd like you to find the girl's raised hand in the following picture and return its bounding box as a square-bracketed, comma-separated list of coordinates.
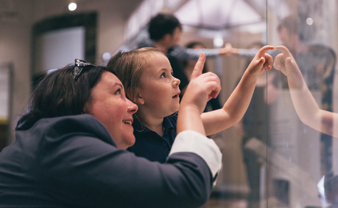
[246, 45, 274, 77]
[182, 53, 221, 114]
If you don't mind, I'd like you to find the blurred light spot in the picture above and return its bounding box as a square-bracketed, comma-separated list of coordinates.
[306, 17, 313, 25]
[213, 36, 224, 47]
[103, 52, 111, 61]
[68, 3, 77, 11]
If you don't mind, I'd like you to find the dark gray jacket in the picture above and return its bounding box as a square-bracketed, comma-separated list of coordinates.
[0, 114, 221, 208]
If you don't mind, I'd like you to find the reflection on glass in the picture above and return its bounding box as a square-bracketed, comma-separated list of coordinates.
[266, 1, 337, 208]
[217, 1, 337, 207]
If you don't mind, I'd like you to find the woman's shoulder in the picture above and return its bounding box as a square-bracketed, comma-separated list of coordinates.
[22, 114, 113, 145]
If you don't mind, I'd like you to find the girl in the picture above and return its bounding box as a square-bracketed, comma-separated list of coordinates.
[107, 46, 274, 163]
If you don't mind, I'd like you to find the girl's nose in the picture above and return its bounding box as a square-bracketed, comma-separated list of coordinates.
[173, 78, 181, 87]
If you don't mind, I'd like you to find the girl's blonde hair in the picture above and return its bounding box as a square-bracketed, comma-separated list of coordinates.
[106, 47, 165, 122]
[107, 47, 164, 100]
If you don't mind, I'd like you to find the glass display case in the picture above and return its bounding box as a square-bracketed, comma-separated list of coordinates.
[124, 1, 337, 207]
[207, 0, 338, 207]
[265, 1, 337, 208]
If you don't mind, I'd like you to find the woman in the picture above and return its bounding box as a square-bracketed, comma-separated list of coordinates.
[0, 58, 222, 208]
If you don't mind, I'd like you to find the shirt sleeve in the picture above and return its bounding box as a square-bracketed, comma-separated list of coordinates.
[38, 132, 219, 208]
[168, 130, 222, 178]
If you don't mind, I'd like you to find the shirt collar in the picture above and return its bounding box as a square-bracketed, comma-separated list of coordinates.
[132, 115, 175, 134]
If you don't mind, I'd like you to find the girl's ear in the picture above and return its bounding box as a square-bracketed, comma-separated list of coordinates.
[129, 88, 144, 105]
[134, 92, 145, 105]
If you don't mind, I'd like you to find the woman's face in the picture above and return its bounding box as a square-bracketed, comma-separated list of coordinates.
[84, 71, 138, 150]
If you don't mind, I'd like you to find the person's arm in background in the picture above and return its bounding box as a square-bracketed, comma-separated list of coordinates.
[274, 45, 338, 137]
[224, 42, 277, 59]
[200, 46, 274, 136]
[169, 44, 235, 60]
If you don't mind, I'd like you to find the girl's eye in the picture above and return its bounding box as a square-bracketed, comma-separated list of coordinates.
[160, 72, 166, 78]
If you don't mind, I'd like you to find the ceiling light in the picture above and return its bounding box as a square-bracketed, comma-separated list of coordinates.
[68, 3, 77, 11]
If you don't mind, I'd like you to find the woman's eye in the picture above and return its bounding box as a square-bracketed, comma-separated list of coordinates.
[115, 89, 121, 95]
[160, 72, 166, 78]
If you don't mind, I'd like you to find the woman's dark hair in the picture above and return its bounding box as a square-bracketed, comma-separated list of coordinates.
[148, 13, 182, 41]
[16, 63, 109, 130]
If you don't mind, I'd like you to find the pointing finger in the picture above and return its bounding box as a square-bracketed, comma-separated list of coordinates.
[191, 53, 206, 80]
[256, 45, 275, 57]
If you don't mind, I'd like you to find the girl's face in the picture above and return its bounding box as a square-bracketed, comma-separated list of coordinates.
[136, 52, 181, 118]
[84, 71, 138, 150]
